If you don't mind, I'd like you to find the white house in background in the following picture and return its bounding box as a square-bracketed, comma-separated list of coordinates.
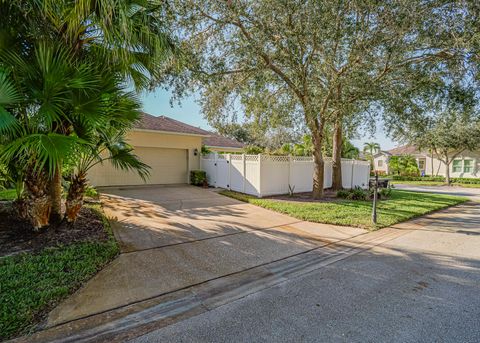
[373, 145, 480, 178]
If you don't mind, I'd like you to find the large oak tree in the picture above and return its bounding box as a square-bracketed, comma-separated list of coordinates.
[168, 0, 468, 197]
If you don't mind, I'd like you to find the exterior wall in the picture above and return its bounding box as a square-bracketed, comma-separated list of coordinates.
[388, 150, 480, 178]
[425, 151, 480, 178]
[127, 130, 202, 172]
[88, 130, 204, 186]
[373, 155, 389, 174]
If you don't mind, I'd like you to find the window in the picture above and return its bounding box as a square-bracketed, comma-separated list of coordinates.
[377, 160, 383, 167]
[452, 160, 462, 173]
[464, 159, 473, 173]
[418, 160, 425, 170]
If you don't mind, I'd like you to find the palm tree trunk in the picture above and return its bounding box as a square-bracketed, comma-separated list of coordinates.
[331, 115, 343, 191]
[17, 166, 51, 230]
[49, 162, 63, 224]
[65, 172, 87, 222]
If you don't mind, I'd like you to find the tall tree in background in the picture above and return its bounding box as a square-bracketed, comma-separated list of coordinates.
[167, 0, 468, 198]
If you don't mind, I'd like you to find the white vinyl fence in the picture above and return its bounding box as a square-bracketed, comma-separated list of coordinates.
[201, 153, 370, 197]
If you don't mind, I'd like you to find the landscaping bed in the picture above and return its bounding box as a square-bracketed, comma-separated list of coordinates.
[220, 189, 467, 230]
[0, 203, 119, 341]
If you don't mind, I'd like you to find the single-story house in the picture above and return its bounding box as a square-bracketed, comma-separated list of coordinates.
[87, 113, 244, 187]
[203, 132, 245, 153]
[373, 144, 480, 178]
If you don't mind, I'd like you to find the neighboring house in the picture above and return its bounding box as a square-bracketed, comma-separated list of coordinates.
[203, 132, 245, 153]
[87, 113, 242, 187]
[373, 144, 480, 178]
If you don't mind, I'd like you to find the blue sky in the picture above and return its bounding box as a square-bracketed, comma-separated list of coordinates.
[141, 89, 397, 151]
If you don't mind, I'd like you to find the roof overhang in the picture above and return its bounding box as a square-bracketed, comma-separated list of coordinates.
[206, 145, 244, 150]
[132, 128, 210, 138]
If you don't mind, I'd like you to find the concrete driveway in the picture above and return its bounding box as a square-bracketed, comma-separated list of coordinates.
[45, 185, 366, 327]
[20, 186, 479, 342]
[130, 201, 480, 343]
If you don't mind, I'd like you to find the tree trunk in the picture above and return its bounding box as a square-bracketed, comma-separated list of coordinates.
[49, 163, 63, 224]
[16, 166, 51, 230]
[65, 172, 87, 223]
[445, 156, 451, 185]
[331, 115, 343, 191]
[312, 134, 324, 199]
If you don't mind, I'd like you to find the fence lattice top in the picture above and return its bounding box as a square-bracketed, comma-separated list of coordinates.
[201, 153, 369, 166]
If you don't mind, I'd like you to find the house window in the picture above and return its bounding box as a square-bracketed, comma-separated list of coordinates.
[463, 159, 473, 173]
[418, 160, 425, 170]
[452, 160, 462, 173]
[377, 160, 383, 167]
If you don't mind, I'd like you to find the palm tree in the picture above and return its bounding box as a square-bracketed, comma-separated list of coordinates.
[363, 142, 381, 156]
[294, 135, 314, 156]
[0, 0, 177, 225]
[363, 142, 380, 171]
[0, 42, 149, 228]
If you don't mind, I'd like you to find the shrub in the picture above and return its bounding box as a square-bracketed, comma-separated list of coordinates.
[391, 175, 445, 182]
[190, 170, 207, 186]
[84, 186, 98, 198]
[336, 187, 368, 200]
[379, 184, 394, 198]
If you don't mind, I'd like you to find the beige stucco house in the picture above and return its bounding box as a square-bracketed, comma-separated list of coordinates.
[87, 113, 244, 187]
[373, 145, 480, 178]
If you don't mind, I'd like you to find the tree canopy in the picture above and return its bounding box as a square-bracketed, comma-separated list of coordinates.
[166, 0, 472, 197]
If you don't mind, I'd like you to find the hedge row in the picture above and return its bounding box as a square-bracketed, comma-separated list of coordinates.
[391, 175, 480, 184]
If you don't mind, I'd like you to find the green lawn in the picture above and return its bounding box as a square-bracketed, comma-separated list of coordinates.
[0, 206, 119, 340]
[391, 180, 480, 188]
[220, 190, 467, 230]
[0, 189, 17, 201]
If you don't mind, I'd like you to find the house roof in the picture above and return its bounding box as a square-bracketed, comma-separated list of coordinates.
[134, 112, 210, 136]
[387, 145, 426, 156]
[373, 150, 391, 158]
[203, 132, 244, 149]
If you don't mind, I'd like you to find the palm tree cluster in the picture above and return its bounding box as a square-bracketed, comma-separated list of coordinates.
[0, 0, 176, 229]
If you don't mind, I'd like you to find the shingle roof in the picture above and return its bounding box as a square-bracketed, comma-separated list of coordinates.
[134, 112, 210, 136]
[203, 132, 245, 149]
[387, 145, 426, 156]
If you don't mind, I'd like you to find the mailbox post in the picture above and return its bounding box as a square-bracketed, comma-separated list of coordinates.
[372, 171, 378, 225]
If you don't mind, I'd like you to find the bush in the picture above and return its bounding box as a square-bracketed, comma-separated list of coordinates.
[336, 187, 368, 200]
[85, 186, 98, 198]
[190, 170, 207, 186]
[391, 175, 445, 182]
[451, 177, 480, 184]
[379, 184, 394, 198]
[391, 175, 480, 184]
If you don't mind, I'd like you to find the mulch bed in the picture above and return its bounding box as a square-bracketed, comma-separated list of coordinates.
[0, 202, 109, 258]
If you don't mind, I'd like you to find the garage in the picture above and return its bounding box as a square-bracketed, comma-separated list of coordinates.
[87, 113, 210, 187]
[88, 147, 189, 187]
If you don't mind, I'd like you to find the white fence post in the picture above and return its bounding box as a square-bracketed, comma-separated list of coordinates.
[214, 152, 218, 187]
[351, 160, 355, 189]
[228, 153, 231, 190]
[258, 154, 262, 197]
[242, 154, 246, 193]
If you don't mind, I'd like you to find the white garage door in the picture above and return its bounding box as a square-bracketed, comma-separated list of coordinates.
[88, 147, 188, 186]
